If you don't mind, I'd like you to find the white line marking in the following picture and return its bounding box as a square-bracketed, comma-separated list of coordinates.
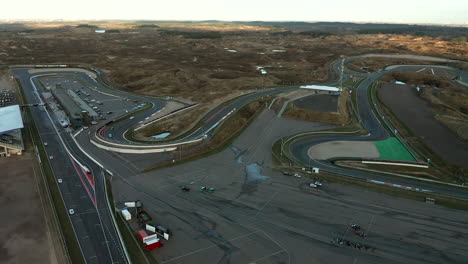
[260, 231, 291, 264]
[249, 250, 285, 263]
[256, 192, 278, 217]
[352, 256, 359, 264]
[161, 231, 260, 263]
[365, 215, 375, 236]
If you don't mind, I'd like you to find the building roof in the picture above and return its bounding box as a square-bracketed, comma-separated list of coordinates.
[51, 87, 82, 119]
[0, 105, 24, 135]
[67, 90, 98, 118]
[299, 85, 340, 92]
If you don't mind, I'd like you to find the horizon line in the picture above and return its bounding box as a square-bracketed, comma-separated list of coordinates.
[1, 19, 467, 27]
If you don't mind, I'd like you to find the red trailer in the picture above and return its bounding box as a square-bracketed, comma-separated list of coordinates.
[137, 230, 148, 241]
[137, 230, 163, 250]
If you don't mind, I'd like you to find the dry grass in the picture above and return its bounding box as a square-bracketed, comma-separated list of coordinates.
[381, 72, 452, 88]
[1, 23, 467, 130]
[136, 106, 206, 138]
[145, 99, 265, 170]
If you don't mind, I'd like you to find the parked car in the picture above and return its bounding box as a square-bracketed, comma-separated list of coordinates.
[293, 173, 302, 178]
[282, 172, 292, 176]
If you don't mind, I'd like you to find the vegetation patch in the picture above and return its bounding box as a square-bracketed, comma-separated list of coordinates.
[382, 71, 452, 88]
[158, 29, 222, 39]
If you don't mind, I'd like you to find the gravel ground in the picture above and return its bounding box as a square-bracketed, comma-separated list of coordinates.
[308, 141, 379, 160]
[294, 94, 338, 112]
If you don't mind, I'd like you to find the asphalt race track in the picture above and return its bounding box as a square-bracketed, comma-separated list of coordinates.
[13, 69, 127, 264]
[10, 54, 468, 264]
[290, 63, 468, 199]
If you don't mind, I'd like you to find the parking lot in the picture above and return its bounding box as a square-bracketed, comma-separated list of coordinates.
[39, 76, 147, 127]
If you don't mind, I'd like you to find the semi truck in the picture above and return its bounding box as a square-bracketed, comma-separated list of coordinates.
[121, 209, 131, 220]
[137, 230, 163, 250]
[124, 200, 142, 208]
[146, 224, 171, 240]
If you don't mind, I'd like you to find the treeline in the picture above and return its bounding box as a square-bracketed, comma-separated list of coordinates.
[358, 26, 468, 38]
[272, 30, 333, 37]
[158, 29, 222, 39]
[77, 24, 98, 28]
[137, 24, 160, 28]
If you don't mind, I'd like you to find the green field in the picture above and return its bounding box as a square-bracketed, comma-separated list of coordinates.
[374, 137, 416, 162]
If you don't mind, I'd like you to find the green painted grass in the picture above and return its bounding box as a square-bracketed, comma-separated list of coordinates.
[374, 137, 416, 162]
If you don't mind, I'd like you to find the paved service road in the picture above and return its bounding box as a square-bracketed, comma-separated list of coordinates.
[290, 62, 468, 199]
[13, 68, 127, 264]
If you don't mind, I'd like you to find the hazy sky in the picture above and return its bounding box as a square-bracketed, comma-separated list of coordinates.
[2, 0, 467, 24]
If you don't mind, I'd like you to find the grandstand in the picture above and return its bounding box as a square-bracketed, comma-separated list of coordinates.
[0, 105, 24, 156]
